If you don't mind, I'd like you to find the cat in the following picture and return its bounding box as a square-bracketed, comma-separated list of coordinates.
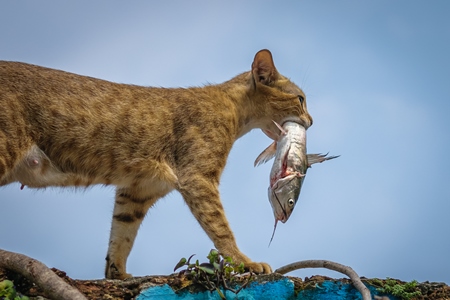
[0, 49, 312, 279]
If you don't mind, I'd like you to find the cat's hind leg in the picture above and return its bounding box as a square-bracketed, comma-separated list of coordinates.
[0, 130, 34, 187]
[105, 185, 172, 279]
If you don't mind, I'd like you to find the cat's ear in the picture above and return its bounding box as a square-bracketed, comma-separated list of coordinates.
[251, 49, 279, 86]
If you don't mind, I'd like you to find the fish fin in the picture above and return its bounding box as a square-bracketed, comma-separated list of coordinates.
[294, 171, 306, 177]
[254, 142, 277, 166]
[262, 129, 280, 141]
[272, 120, 287, 135]
[307, 153, 340, 167]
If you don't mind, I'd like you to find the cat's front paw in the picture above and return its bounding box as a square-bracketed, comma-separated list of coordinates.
[244, 261, 272, 274]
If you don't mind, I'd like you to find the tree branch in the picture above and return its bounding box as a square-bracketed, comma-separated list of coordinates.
[0, 248, 87, 300]
[275, 259, 372, 300]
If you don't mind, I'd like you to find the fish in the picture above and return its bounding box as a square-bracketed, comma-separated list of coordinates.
[255, 121, 338, 245]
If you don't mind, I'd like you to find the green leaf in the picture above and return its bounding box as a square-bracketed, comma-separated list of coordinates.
[213, 262, 221, 271]
[0, 280, 16, 298]
[237, 262, 245, 273]
[224, 265, 234, 276]
[207, 249, 220, 263]
[173, 257, 187, 272]
[186, 254, 196, 265]
[198, 263, 215, 275]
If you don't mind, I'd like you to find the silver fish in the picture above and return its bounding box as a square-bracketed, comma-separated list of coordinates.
[255, 121, 338, 244]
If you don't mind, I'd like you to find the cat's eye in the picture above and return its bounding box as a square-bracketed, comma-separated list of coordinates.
[288, 199, 295, 207]
[298, 95, 304, 104]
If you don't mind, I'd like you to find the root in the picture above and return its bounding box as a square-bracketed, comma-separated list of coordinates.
[0, 248, 87, 300]
[275, 259, 372, 300]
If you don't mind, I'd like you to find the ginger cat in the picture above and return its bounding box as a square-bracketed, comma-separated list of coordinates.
[0, 50, 313, 279]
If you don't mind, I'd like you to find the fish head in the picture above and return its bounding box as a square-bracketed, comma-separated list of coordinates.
[268, 173, 304, 223]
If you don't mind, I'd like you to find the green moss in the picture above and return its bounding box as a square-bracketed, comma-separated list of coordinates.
[0, 280, 29, 300]
[376, 277, 421, 300]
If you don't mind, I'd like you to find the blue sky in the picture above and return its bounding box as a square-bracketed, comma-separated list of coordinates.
[1, 1, 450, 283]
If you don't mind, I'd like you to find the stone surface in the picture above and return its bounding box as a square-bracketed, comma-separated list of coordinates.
[2, 267, 449, 299]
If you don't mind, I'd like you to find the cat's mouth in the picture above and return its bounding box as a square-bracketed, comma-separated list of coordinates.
[280, 116, 308, 129]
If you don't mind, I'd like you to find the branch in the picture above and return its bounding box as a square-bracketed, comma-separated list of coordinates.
[275, 260, 372, 300]
[0, 248, 87, 300]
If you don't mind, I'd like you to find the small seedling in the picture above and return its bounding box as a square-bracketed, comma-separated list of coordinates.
[174, 249, 251, 299]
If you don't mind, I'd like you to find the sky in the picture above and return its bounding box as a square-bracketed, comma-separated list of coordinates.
[1, 1, 450, 284]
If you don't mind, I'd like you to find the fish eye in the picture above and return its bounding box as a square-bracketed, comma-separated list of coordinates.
[298, 95, 304, 104]
[288, 199, 295, 207]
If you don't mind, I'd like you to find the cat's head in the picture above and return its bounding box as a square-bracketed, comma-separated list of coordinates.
[249, 49, 313, 133]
